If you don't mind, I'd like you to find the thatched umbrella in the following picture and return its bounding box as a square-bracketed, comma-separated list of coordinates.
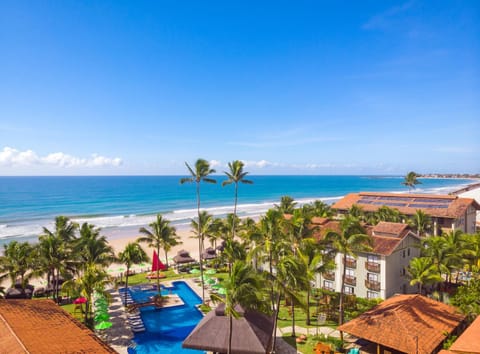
[173, 250, 195, 264]
[182, 303, 274, 354]
[202, 247, 217, 260]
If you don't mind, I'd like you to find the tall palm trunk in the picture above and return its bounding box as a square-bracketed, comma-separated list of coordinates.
[270, 291, 282, 354]
[291, 295, 296, 337]
[306, 286, 311, 325]
[339, 254, 346, 342]
[228, 313, 233, 354]
[124, 265, 130, 305]
[156, 245, 161, 294]
[197, 182, 205, 303]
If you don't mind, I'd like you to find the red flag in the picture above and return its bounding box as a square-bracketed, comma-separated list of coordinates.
[152, 250, 166, 271]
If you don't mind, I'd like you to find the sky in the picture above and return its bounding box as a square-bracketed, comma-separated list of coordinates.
[0, 0, 478, 176]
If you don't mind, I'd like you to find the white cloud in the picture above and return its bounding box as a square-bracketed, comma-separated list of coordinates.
[242, 160, 280, 168]
[0, 146, 122, 168]
[209, 159, 223, 168]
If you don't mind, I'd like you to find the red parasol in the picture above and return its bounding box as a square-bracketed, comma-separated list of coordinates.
[73, 297, 87, 304]
[152, 250, 166, 272]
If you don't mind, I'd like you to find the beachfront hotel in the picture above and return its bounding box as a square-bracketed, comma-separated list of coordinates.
[332, 192, 480, 235]
[314, 220, 421, 299]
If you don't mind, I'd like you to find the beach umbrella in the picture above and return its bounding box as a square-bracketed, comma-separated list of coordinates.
[94, 313, 110, 322]
[205, 269, 216, 275]
[190, 268, 201, 275]
[205, 277, 216, 285]
[95, 321, 113, 330]
[73, 297, 87, 304]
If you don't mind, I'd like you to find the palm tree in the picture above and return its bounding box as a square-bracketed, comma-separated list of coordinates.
[324, 215, 373, 340]
[271, 254, 307, 346]
[374, 205, 403, 223]
[190, 211, 216, 251]
[40, 216, 78, 300]
[118, 242, 149, 303]
[210, 260, 266, 354]
[138, 214, 179, 292]
[275, 195, 297, 214]
[409, 210, 432, 236]
[402, 171, 422, 192]
[180, 158, 216, 303]
[62, 264, 112, 328]
[407, 257, 443, 294]
[298, 238, 334, 325]
[0, 241, 36, 287]
[222, 160, 253, 242]
[311, 200, 334, 218]
[75, 222, 115, 270]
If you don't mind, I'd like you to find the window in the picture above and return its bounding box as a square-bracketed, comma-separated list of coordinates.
[367, 255, 379, 263]
[346, 254, 355, 262]
[346, 268, 355, 277]
[367, 291, 379, 299]
[402, 268, 406, 276]
[402, 249, 406, 258]
[344, 286, 354, 294]
[323, 280, 334, 290]
[367, 273, 378, 282]
[407, 248, 410, 256]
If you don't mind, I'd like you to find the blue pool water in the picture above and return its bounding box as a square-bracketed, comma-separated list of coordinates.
[128, 281, 204, 354]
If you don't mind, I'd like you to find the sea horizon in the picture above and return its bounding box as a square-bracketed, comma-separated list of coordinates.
[0, 175, 475, 247]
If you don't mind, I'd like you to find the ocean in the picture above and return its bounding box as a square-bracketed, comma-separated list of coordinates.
[0, 175, 473, 246]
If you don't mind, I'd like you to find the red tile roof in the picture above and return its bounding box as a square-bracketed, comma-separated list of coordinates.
[0, 299, 116, 354]
[338, 294, 465, 354]
[332, 192, 480, 219]
[449, 315, 480, 353]
[367, 222, 418, 256]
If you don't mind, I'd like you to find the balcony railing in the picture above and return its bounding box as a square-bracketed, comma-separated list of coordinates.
[344, 258, 357, 269]
[365, 262, 380, 273]
[322, 285, 335, 292]
[365, 279, 381, 292]
[323, 271, 335, 281]
[344, 275, 357, 286]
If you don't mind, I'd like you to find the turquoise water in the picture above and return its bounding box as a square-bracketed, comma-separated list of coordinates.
[0, 175, 473, 244]
[128, 281, 204, 354]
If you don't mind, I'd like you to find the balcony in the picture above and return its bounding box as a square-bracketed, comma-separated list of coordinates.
[365, 262, 380, 273]
[323, 271, 335, 281]
[322, 285, 335, 292]
[365, 279, 381, 292]
[344, 275, 357, 286]
[344, 258, 357, 269]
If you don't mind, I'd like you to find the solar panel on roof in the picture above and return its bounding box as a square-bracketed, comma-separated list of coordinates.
[358, 199, 374, 204]
[409, 203, 449, 209]
[378, 196, 413, 202]
[413, 198, 451, 204]
[371, 201, 408, 207]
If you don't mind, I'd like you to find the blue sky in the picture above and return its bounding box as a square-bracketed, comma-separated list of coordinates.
[0, 1, 478, 175]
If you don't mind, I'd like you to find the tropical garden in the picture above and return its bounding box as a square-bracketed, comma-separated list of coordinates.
[1, 163, 479, 353]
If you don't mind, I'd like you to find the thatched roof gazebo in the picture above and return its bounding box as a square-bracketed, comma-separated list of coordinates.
[173, 250, 195, 265]
[202, 247, 217, 260]
[183, 303, 274, 354]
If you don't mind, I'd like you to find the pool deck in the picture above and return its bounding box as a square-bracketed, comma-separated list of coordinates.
[99, 278, 300, 354]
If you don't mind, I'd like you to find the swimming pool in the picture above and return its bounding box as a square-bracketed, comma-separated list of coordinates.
[127, 281, 205, 354]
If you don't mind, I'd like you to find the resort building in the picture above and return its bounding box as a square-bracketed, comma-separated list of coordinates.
[338, 294, 466, 354]
[315, 221, 421, 300]
[0, 299, 116, 354]
[332, 192, 480, 235]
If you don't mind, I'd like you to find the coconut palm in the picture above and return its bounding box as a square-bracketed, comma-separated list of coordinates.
[0, 241, 36, 288]
[324, 215, 373, 340]
[402, 171, 422, 192]
[118, 242, 149, 303]
[407, 257, 443, 294]
[138, 214, 179, 291]
[275, 195, 297, 214]
[40, 216, 78, 300]
[62, 264, 112, 328]
[409, 210, 432, 236]
[75, 222, 115, 270]
[210, 260, 266, 354]
[310, 200, 334, 218]
[180, 158, 217, 303]
[190, 211, 216, 251]
[222, 160, 253, 241]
